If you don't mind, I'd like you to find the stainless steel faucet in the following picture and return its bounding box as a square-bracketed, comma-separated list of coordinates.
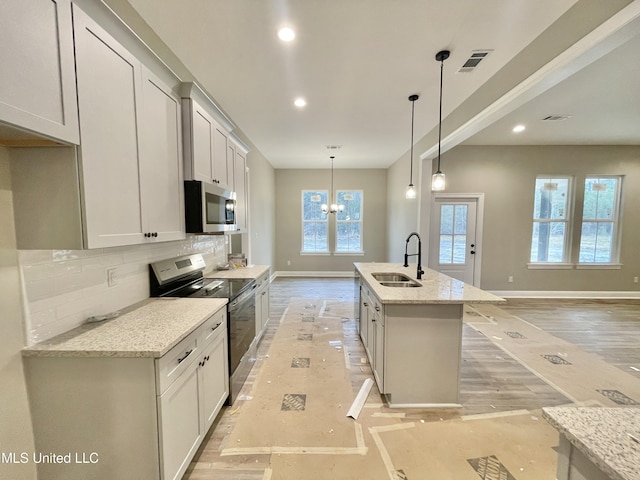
[403, 232, 424, 279]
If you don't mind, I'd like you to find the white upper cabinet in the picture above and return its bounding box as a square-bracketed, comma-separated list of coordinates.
[0, 0, 79, 144]
[74, 6, 144, 248]
[230, 135, 250, 232]
[139, 67, 185, 242]
[181, 83, 235, 191]
[73, 5, 184, 248]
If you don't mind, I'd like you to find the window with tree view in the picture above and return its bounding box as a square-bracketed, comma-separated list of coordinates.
[302, 190, 328, 253]
[530, 177, 571, 263]
[579, 176, 622, 263]
[336, 190, 363, 253]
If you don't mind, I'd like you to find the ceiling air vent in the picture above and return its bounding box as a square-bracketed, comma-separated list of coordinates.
[458, 50, 493, 73]
[541, 114, 572, 121]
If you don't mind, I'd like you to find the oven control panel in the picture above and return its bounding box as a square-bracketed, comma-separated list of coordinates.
[150, 254, 206, 285]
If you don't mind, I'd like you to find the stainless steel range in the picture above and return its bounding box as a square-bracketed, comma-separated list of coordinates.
[149, 254, 256, 404]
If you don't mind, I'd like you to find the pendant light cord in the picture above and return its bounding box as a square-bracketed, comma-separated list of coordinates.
[410, 99, 415, 184]
[437, 57, 444, 174]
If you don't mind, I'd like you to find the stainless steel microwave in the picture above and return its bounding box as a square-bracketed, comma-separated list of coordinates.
[184, 180, 237, 233]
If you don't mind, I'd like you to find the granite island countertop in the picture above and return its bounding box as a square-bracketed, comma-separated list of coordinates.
[543, 406, 640, 480]
[206, 264, 270, 280]
[22, 297, 228, 358]
[354, 262, 504, 305]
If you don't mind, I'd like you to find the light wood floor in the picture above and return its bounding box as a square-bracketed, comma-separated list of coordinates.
[183, 278, 640, 479]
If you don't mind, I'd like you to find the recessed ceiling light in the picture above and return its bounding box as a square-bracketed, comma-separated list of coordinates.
[512, 124, 526, 133]
[278, 27, 295, 42]
[294, 97, 306, 108]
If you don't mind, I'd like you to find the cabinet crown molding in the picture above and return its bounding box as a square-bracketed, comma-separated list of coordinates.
[180, 82, 236, 132]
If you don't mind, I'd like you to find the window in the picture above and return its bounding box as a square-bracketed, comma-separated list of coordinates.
[301, 190, 328, 253]
[439, 204, 468, 264]
[530, 177, 572, 263]
[579, 176, 622, 263]
[335, 190, 363, 253]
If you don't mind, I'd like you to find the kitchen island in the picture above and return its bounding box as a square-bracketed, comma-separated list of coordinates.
[354, 262, 504, 407]
[543, 406, 640, 480]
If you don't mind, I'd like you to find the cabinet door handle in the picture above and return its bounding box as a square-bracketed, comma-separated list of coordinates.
[177, 349, 193, 364]
[375, 306, 381, 312]
[363, 302, 369, 307]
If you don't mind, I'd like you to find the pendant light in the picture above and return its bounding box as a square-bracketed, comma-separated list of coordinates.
[406, 94, 419, 199]
[431, 49, 450, 192]
[321, 156, 344, 214]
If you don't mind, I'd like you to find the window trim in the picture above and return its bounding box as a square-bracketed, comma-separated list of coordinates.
[577, 175, 623, 265]
[335, 189, 364, 254]
[301, 190, 329, 254]
[529, 175, 574, 264]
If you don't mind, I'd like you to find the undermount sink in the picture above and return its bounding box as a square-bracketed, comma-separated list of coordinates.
[372, 273, 413, 282]
[378, 281, 421, 288]
[372, 272, 421, 288]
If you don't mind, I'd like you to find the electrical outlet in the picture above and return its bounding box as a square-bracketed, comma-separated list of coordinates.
[508, 276, 514, 283]
[634, 276, 639, 284]
[287, 260, 291, 266]
[107, 268, 118, 288]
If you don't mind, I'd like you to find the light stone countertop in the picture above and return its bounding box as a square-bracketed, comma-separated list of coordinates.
[543, 406, 640, 480]
[206, 264, 271, 280]
[22, 298, 228, 358]
[354, 262, 504, 305]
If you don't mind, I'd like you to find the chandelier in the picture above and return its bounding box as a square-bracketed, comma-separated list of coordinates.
[321, 156, 344, 214]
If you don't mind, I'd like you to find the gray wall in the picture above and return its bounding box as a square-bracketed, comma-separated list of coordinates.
[423, 145, 640, 292]
[386, 150, 420, 263]
[243, 138, 276, 267]
[275, 168, 387, 272]
[0, 147, 37, 480]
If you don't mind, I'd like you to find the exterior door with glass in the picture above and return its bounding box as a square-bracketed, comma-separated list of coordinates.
[429, 196, 480, 285]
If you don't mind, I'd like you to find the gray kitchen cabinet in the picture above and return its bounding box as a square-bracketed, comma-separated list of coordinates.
[156, 309, 228, 480]
[182, 82, 236, 191]
[13, 4, 186, 250]
[9, 2, 185, 250]
[230, 135, 250, 232]
[362, 286, 385, 391]
[139, 66, 186, 243]
[24, 306, 229, 480]
[255, 269, 271, 340]
[0, 0, 79, 145]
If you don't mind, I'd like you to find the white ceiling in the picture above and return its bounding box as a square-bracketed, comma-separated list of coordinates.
[118, 0, 638, 169]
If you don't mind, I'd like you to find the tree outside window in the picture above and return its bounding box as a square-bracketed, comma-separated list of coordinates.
[301, 190, 328, 253]
[530, 177, 571, 263]
[336, 190, 363, 253]
[579, 176, 622, 263]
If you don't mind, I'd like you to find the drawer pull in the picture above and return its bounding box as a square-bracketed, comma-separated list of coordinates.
[177, 349, 193, 364]
[211, 322, 222, 331]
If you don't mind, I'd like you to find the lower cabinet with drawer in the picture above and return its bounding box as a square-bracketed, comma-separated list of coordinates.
[156, 309, 228, 480]
[23, 307, 228, 480]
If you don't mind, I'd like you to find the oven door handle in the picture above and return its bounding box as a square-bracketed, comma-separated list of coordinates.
[229, 285, 256, 311]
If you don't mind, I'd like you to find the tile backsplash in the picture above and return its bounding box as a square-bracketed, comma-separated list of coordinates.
[19, 235, 228, 345]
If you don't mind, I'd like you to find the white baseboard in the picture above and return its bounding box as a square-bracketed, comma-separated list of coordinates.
[274, 270, 355, 278]
[490, 290, 640, 299]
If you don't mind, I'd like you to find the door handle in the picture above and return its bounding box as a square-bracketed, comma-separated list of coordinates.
[470, 250, 476, 254]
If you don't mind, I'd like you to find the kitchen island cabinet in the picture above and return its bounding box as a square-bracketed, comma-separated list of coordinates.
[355, 263, 503, 407]
[23, 298, 228, 480]
[543, 407, 640, 480]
